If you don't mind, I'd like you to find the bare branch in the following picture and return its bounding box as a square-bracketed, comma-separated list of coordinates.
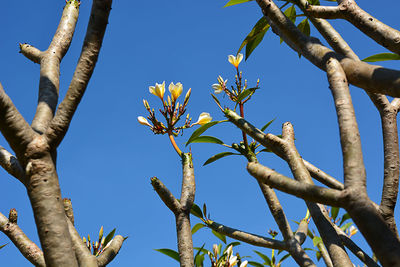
[0, 146, 25, 184]
[97, 235, 124, 267]
[326, 57, 366, 189]
[46, 0, 113, 148]
[63, 198, 75, 225]
[206, 220, 287, 250]
[0, 210, 46, 267]
[31, 1, 80, 134]
[294, 218, 309, 245]
[248, 163, 345, 207]
[19, 43, 43, 64]
[307, 0, 400, 55]
[0, 83, 35, 154]
[180, 153, 195, 212]
[66, 218, 97, 267]
[151, 177, 181, 214]
[255, 0, 400, 97]
[302, 160, 344, 190]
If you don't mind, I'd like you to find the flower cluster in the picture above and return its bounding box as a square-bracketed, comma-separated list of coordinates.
[138, 81, 212, 136]
[208, 244, 248, 267]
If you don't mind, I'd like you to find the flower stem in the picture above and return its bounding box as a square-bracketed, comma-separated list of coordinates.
[239, 103, 249, 150]
[168, 132, 182, 156]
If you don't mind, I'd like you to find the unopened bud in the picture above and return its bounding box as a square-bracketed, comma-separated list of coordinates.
[143, 99, 150, 110]
[168, 95, 172, 107]
[184, 88, 191, 105]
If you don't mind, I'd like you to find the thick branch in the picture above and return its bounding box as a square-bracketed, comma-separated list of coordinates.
[302, 160, 343, 190]
[0, 211, 46, 267]
[31, 2, 80, 134]
[97, 235, 124, 267]
[294, 218, 309, 245]
[326, 58, 366, 189]
[307, 0, 400, 55]
[206, 221, 286, 250]
[0, 146, 25, 184]
[151, 177, 181, 214]
[46, 0, 113, 148]
[0, 83, 35, 155]
[63, 198, 75, 225]
[19, 43, 43, 64]
[180, 153, 195, 212]
[255, 0, 400, 97]
[248, 163, 345, 207]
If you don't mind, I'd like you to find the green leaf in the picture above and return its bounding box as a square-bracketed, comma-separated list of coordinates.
[192, 223, 205, 235]
[189, 136, 224, 145]
[278, 253, 291, 263]
[203, 152, 240, 166]
[154, 248, 180, 262]
[284, 5, 296, 23]
[103, 228, 116, 247]
[195, 253, 205, 267]
[0, 243, 7, 249]
[238, 17, 270, 59]
[261, 118, 276, 132]
[194, 245, 209, 255]
[190, 203, 204, 219]
[212, 230, 227, 244]
[259, 148, 272, 153]
[248, 261, 264, 267]
[225, 241, 241, 250]
[341, 222, 353, 232]
[224, 0, 253, 8]
[236, 87, 257, 103]
[308, 0, 320, 5]
[186, 121, 225, 146]
[331, 207, 340, 221]
[316, 251, 322, 261]
[362, 52, 400, 62]
[254, 250, 272, 266]
[339, 213, 351, 226]
[312, 236, 322, 247]
[297, 18, 310, 37]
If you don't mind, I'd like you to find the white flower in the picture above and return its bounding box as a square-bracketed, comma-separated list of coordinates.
[137, 116, 152, 127]
[194, 112, 212, 125]
[240, 260, 248, 267]
[348, 225, 358, 237]
[168, 82, 183, 102]
[149, 81, 166, 99]
[212, 76, 227, 94]
[228, 255, 238, 266]
[228, 53, 243, 68]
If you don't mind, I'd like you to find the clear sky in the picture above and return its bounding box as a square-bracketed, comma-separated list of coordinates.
[1, 0, 400, 266]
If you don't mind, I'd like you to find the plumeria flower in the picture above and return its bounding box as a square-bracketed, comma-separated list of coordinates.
[240, 260, 248, 267]
[169, 82, 183, 102]
[228, 53, 243, 68]
[194, 112, 212, 125]
[137, 116, 152, 127]
[348, 225, 358, 237]
[149, 81, 166, 99]
[228, 255, 238, 267]
[212, 76, 227, 94]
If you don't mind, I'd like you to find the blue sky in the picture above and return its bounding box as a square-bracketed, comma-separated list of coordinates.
[1, 0, 400, 266]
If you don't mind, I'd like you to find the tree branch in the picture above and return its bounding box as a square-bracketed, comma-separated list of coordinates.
[255, 0, 400, 97]
[307, 0, 400, 55]
[97, 235, 124, 267]
[19, 43, 43, 64]
[326, 57, 366, 189]
[0, 210, 46, 267]
[206, 220, 287, 250]
[301, 160, 344, 190]
[0, 145, 25, 184]
[0, 83, 35, 155]
[31, 1, 80, 134]
[151, 177, 182, 214]
[46, 0, 113, 148]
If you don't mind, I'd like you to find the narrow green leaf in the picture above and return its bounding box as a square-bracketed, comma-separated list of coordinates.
[312, 236, 322, 247]
[341, 222, 353, 232]
[284, 5, 296, 23]
[224, 0, 252, 8]
[154, 248, 180, 262]
[225, 241, 241, 250]
[195, 254, 205, 267]
[308, 0, 320, 5]
[202, 204, 207, 220]
[189, 136, 224, 145]
[331, 207, 340, 221]
[278, 253, 291, 263]
[259, 148, 272, 153]
[237, 17, 270, 57]
[203, 152, 240, 166]
[194, 245, 209, 255]
[362, 52, 400, 62]
[254, 250, 272, 265]
[192, 223, 205, 235]
[236, 87, 257, 103]
[103, 228, 116, 247]
[211, 94, 221, 107]
[316, 251, 322, 261]
[339, 213, 351, 226]
[212, 230, 227, 244]
[261, 118, 276, 132]
[248, 261, 264, 267]
[0, 243, 7, 249]
[297, 18, 310, 37]
[190, 203, 204, 219]
[186, 121, 225, 146]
